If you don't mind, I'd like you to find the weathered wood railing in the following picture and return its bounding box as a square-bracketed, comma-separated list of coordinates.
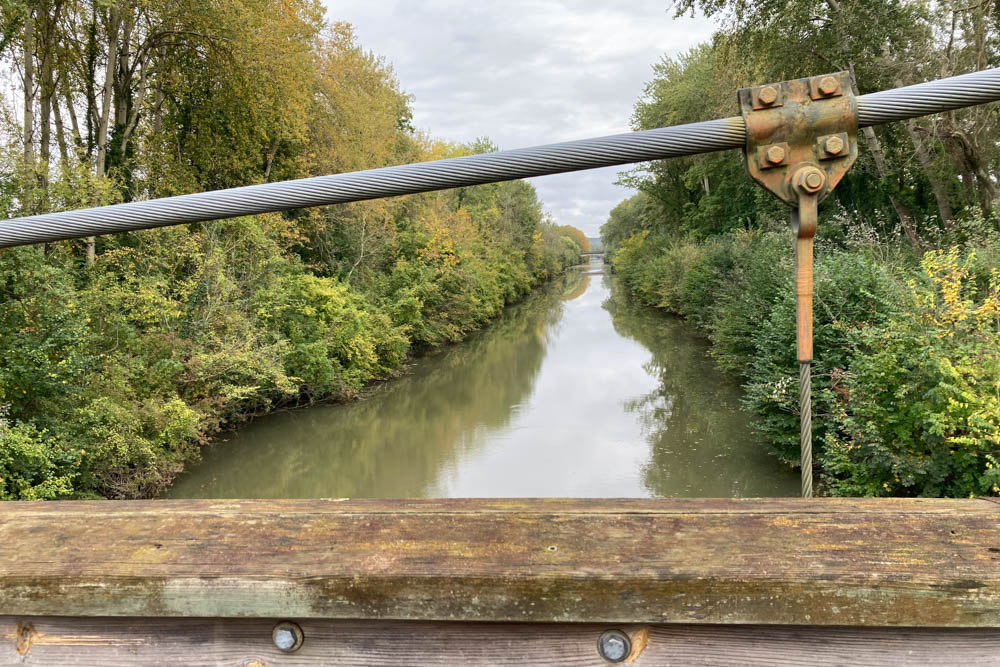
[3, 498, 1000, 664]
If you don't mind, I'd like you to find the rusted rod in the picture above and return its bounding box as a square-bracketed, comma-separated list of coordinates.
[792, 171, 822, 498]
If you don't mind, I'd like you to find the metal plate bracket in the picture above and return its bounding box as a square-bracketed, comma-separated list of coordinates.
[739, 72, 858, 206]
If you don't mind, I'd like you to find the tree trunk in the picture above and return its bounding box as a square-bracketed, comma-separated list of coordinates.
[95, 3, 120, 179]
[151, 45, 165, 135]
[85, 4, 97, 157]
[264, 141, 279, 181]
[61, 74, 82, 148]
[114, 10, 133, 130]
[905, 120, 953, 227]
[949, 130, 997, 219]
[90, 2, 122, 265]
[39, 39, 53, 196]
[52, 85, 69, 164]
[845, 65, 921, 248]
[22, 8, 35, 171]
[120, 46, 151, 160]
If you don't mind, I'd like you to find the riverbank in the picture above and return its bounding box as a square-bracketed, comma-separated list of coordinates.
[0, 192, 585, 501]
[608, 226, 1000, 497]
[167, 264, 796, 499]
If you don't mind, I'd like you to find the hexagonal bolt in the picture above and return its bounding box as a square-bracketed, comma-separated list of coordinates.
[765, 145, 786, 165]
[823, 135, 845, 156]
[272, 621, 304, 653]
[758, 85, 778, 106]
[597, 629, 631, 663]
[794, 166, 826, 194]
[818, 76, 839, 96]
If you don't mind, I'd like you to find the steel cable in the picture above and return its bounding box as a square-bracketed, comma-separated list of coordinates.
[0, 117, 746, 248]
[857, 67, 1000, 127]
[800, 362, 813, 498]
[2, 68, 999, 248]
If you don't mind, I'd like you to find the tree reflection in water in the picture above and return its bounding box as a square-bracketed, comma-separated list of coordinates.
[602, 276, 797, 497]
[168, 266, 796, 499]
[167, 272, 579, 498]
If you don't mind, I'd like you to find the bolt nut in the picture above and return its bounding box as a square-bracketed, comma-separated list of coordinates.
[795, 166, 826, 194]
[765, 145, 786, 165]
[597, 630, 631, 663]
[758, 85, 778, 106]
[272, 621, 304, 653]
[818, 76, 839, 96]
[823, 135, 845, 155]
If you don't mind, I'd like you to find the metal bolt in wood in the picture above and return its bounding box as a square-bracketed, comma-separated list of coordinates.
[272, 621, 304, 652]
[598, 629, 631, 662]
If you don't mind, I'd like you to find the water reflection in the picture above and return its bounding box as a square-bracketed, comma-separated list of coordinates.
[603, 279, 796, 496]
[167, 261, 797, 499]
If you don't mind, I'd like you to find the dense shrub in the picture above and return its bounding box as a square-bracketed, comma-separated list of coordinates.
[0, 207, 584, 499]
[824, 248, 1000, 497]
[610, 228, 1000, 497]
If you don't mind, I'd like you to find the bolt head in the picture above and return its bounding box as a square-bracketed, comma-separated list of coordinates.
[818, 76, 839, 96]
[824, 135, 845, 155]
[598, 630, 631, 663]
[795, 166, 826, 194]
[758, 85, 778, 106]
[765, 145, 786, 165]
[272, 621, 304, 653]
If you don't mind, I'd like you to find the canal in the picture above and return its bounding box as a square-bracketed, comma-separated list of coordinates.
[167, 259, 798, 498]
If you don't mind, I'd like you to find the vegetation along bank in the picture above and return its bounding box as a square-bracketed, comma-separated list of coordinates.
[0, 2, 585, 499]
[604, 0, 1000, 497]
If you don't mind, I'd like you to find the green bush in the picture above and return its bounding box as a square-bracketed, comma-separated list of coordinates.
[740, 248, 901, 464]
[0, 419, 80, 500]
[610, 226, 1000, 497]
[824, 248, 1000, 497]
[0, 199, 581, 499]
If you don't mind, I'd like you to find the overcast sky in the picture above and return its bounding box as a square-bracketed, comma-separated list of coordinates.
[320, 1, 716, 237]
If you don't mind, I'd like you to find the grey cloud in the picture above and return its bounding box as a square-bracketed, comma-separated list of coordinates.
[324, 1, 715, 236]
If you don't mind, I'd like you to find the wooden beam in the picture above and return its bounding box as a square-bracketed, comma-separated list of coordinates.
[2, 498, 1000, 625]
[4, 616, 1000, 665]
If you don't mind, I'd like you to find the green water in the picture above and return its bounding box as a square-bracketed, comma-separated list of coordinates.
[167, 260, 797, 498]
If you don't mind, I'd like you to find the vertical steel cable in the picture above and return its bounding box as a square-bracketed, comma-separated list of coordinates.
[800, 362, 813, 498]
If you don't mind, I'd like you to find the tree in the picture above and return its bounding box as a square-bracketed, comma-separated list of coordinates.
[670, 0, 1000, 242]
[557, 225, 590, 252]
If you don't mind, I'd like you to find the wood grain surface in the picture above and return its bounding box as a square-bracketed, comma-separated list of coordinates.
[2, 498, 1000, 625]
[4, 616, 1000, 666]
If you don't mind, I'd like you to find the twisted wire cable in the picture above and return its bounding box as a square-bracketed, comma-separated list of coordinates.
[0, 118, 745, 248]
[857, 67, 1000, 127]
[800, 362, 813, 498]
[2, 68, 999, 248]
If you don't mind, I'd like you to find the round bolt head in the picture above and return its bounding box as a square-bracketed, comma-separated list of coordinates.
[824, 135, 845, 155]
[818, 76, 839, 96]
[597, 630, 631, 663]
[758, 85, 778, 106]
[765, 145, 786, 164]
[805, 171, 824, 189]
[272, 621, 304, 653]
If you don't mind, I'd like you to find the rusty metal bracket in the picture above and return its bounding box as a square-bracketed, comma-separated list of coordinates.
[739, 71, 858, 498]
[738, 69, 858, 364]
[740, 72, 858, 210]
